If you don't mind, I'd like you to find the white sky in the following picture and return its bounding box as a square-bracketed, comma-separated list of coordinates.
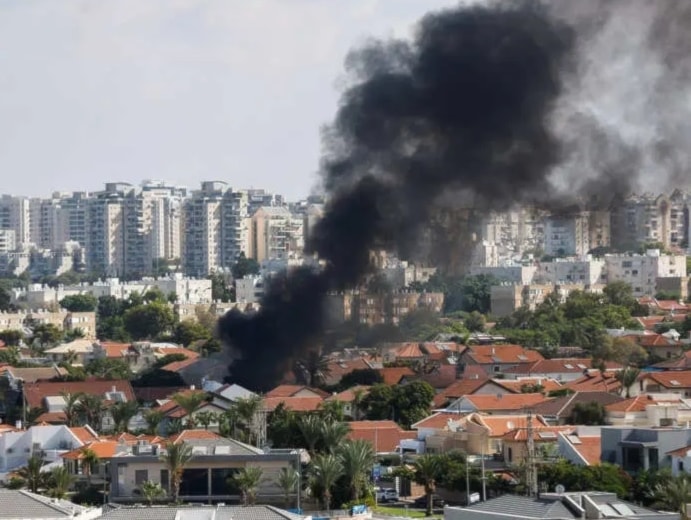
[0, 0, 460, 200]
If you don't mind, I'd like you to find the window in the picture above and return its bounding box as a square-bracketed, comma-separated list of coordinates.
[213, 468, 239, 495]
[135, 469, 148, 486]
[160, 469, 169, 491]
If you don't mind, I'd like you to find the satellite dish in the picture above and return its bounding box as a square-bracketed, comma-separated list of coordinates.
[555, 484, 566, 494]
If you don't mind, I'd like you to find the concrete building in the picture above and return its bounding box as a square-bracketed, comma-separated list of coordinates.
[536, 257, 607, 285]
[604, 249, 687, 297]
[601, 425, 691, 473]
[0, 195, 30, 247]
[249, 206, 303, 263]
[183, 182, 250, 277]
[235, 275, 265, 303]
[0, 229, 16, 254]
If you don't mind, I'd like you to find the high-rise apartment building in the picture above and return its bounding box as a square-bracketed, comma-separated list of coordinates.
[543, 211, 610, 257]
[249, 206, 303, 263]
[182, 181, 250, 277]
[0, 195, 31, 247]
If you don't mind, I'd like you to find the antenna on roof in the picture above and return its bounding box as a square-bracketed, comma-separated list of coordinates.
[525, 409, 538, 498]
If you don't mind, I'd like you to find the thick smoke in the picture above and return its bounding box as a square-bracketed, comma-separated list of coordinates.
[220, 0, 691, 392]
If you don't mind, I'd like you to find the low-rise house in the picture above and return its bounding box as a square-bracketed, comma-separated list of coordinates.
[155, 389, 225, 433]
[624, 332, 684, 360]
[504, 358, 623, 382]
[532, 391, 625, 425]
[376, 367, 416, 385]
[325, 385, 370, 420]
[98, 504, 309, 520]
[667, 444, 691, 476]
[209, 383, 257, 412]
[445, 491, 676, 520]
[564, 371, 623, 394]
[653, 351, 691, 371]
[460, 344, 544, 376]
[322, 357, 372, 387]
[347, 420, 418, 455]
[445, 393, 550, 415]
[1, 365, 67, 390]
[502, 425, 575, 465]
[432, 376, 489, 408]
[262, 385, 327, 413]
[472, 377, 563, 395]
[605, 394, 691, 427]
[0, 424, 98, 477]
[0, 489, 101, 520]
[106, 430, 305, 504]
[601, 426, 691, 472]
[639, 371, 691, 397]
[43, 339, 96, 365]
[23, 380, 137, 431]
[558, 426, 603, 466]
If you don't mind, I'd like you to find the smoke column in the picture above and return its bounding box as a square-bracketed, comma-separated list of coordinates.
[219, 0, 691, 392]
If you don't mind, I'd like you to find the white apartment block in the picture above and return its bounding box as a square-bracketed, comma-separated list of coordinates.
[0, 195, 30, 246]
[543, 211, 610, 257]
[0, 230, 15, 254]
[235, 275, 265, 303]
[535, 257, 607, 285]
[183, 182, 250, 277]
[604, 249, 687, 297]
[471, 265, 538, 285]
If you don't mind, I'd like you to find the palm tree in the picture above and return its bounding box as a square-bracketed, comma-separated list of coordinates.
[80, 447, 100, 486]
[616, 367, 641, 398]
[25, 406, 46, 426]
[319, 421, 349, 454]
[63, 349, 78, 365]
[351, 388, 367, 420]
[231, 466, 264, 506]
[60, 392, 83, 427]
[140, 480, 165, 506]
[194, 410, 216, 430]
[234, 396, 263, 445]
[160, 441, 194, 503]
[76, 394, 105, 431]
[274, 466, 299, 508]
[18, 455, 45, 493]
[110, 401, 139, 433]
[297, 415, 322, 455]
[166, 418, 184, 436]
[338, 439, 375, 501]
[172, 391, 207, 428]
[319, 400, 345, 422]
[296, 350, 331, 387]
[653, 475, 691, 516]
[310, 453, 343, 512]
[219, 407, 240, 438]
[48, 466, 75, 499]
[412, 454, 445, 517]
[145, 409, 165, 435]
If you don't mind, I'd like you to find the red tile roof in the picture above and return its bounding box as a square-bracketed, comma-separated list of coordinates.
[154, 347, 200, 360]
[412, 412, 465, 430]
[491, 378, 563, 394]
[172, 429, 222, 443]
[262, 396, 324, 412]
[636, 316, 667, 330]
[347, 420, 417, 453]
[24, 380, 136, 409]
[644, 371, 691, 389]
[62, 440, 119, 460]
[324, 358, 372, 386]
[433, 377, 488, 407]
[564, 372, 621, 393]
[462, 393, 550, 412]
[502, 425, 574, 442]
[505, 358, 622, 375]
[464, 345, 544, 365]
[99, 342, 133, 358]
[134, 386, 186, 403]
[377, 367, 415, 385]
[563, 434, 601, 465]
[160, 357, 200, 373]
[326, 385, 370, 403]
[469, 414, 550, 437]
[394, 343, 426, 359]
[69, 427, 99, 444]
[265, 385, 329, 398]
[667, 445, 691, 457]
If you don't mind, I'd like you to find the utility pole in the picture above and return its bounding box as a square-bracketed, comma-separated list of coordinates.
[526, 410, 538, 497]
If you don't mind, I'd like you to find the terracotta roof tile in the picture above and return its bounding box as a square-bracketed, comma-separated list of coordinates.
[377, 367, 416, 385]
[505, 358, 622, 375]
[644, 371, 691, 389]
[412, 412, 465, 430]
[61, 440, 120, 460]
[69, 427, 99, 444]
[265, 385, 329, 398]
[99, 342, 133, 358]
[262, 396, 324, 412]
[491, 378, 562, 394]
[464, 345, 544, 365]
[154, 347, 200, 360]
[35, 412, 67, 423]
[667, 445, 691, 457]
[347, 421, 416, 453]
[533, 391, 625, 417]
[462, 393, 549, 412]
[433, 377, 488, 407]
[172, 429, 222, 443]
[324, 358, 372, 386]
[160, 357, 199, 373]
[561, 433, 601, 465]
[326, 385, 370, 403]
[468, 414, 549, 437]
[133, 386, 187, 403]
[24, 380, 136, 409]
[564, 372, 622, 393]
[502, 425, 574, 442]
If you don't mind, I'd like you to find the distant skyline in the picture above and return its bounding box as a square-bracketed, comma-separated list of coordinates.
[0, 0, 461, 201]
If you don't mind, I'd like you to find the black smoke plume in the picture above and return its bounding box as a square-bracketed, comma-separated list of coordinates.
[220, 0, 691, 392]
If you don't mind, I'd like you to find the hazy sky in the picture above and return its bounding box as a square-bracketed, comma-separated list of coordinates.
[0, 0, 460, 200]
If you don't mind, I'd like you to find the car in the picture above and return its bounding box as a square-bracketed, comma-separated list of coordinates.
[413, 495, 445, 509]
[376, 488, 399, 502]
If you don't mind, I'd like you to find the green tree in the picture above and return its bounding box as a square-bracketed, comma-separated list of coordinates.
[110, 400, 139, 433]
[0, 329, 23, 346]
[231, 466, 264, 506]
[338, 439, 375, 501]
[603, 281, 636, 307]
[18, 455, 45, 493]
[362, 384, 395, 421]
[295, 349, 330, 387]
[209, 273, 233, 302]
[194, 410, 216, 430]
[172, 391, 208, 428]
[59, 294, 98, 312]
[0, 285, 14, 312]
[235, 395, 264, 445]
[318, 400, 345, 423]
[298, 415, 324, 455]
[76, 393, 105, 431]
[173, 321, 212, 347]
[653, 475, 691, 515]
[274, 466, 299, 508]
[61, 391, 84, 427]
[464, 311, 486, 332]
[411, 454, 445, 516]
[84, 358, 132, 380]
[616, 367, 641, 398]
[140, 480, 166, 506]
[232, 253, 260, 280]
[160, 441, 194, 503]
[310, 453, 343, 511]
[567, 402, 607, 425]
[145, 409, 165, 435]
[80, 447, 100, 486]
[47, 466, 74, 499]
[318, 421, 349, 455]
[123, 302, 175, 340]
[391, 381, 435, 429]
[31, 323, 63, 347]
[337, 369, 383, 390]
[143, 287, 166, 303]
